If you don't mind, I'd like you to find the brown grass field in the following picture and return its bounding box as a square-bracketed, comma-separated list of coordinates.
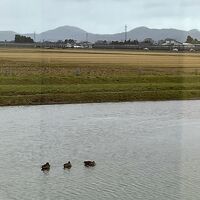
[0, 48, 200, 106]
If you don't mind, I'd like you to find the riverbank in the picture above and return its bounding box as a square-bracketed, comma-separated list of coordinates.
[0, 48, 200, 106]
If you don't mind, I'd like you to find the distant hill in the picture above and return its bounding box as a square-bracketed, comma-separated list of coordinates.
[0, 31, 16, 41]
[27, 26, 87, 42]
[1, 26, 200, 43]
[87, 27, 200, 43]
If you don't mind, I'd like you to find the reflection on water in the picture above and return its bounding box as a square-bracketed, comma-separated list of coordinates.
[0, 101, 200, 200]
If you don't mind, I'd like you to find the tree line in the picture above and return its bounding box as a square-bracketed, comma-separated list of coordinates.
[186, 36, 200, 44]
[13, 34, 200, 45]
[15, 35, 34, 43]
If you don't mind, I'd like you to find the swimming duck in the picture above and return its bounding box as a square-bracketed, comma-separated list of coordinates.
[41, 162, 50, 171]
[84, 161, 96, 167]
[64, 161, 72, 169]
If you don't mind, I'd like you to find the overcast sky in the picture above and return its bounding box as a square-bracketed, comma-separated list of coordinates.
[1, 0, 200, 34]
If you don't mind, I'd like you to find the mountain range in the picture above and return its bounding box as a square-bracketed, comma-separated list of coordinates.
[1, 26, 200, 43]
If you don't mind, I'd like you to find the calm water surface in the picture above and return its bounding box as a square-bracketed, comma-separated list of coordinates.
[0, 101, 200, 200]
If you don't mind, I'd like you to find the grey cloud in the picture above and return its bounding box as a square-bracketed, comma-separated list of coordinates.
[0, 0, 199, 33]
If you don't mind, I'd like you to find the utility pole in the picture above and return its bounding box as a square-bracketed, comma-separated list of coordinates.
[125, 25, 128, 42]
[86, 33, 88, 42]
[34, 32, 36, 42]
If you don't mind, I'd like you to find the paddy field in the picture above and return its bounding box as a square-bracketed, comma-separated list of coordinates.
[0, 48, 200, 106]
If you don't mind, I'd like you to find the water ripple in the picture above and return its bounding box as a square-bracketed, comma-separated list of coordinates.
[0, 101, 200, 199]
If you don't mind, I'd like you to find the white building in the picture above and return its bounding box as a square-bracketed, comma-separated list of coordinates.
[162, 39, 182, 46]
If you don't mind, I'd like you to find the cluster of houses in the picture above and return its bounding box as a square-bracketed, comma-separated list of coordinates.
[0, 38, 200, 52]
[92, 38, 200, 52]
[159, 39, 198, 52]
[0, 40, 93, 49]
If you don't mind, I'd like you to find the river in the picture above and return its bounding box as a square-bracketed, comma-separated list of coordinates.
[0, 101, 200, 200]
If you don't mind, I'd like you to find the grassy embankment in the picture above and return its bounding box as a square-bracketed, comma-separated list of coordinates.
[0, 48, 200, 106]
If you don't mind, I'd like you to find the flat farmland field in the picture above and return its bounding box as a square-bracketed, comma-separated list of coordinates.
[0, 48, 200, 106]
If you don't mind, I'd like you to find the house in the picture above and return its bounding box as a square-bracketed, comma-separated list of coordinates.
[172, 48, 179, 52]
[182, 43, 195, 48]
[66, 43, 73, 48]
[161, 39, 182, 46]
[74, 45, 83, 48]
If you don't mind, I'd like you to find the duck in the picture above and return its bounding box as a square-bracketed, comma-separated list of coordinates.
[84, 161, 96, 167]
[41, 162, 50, 171]
[64, 161, 72, 169]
